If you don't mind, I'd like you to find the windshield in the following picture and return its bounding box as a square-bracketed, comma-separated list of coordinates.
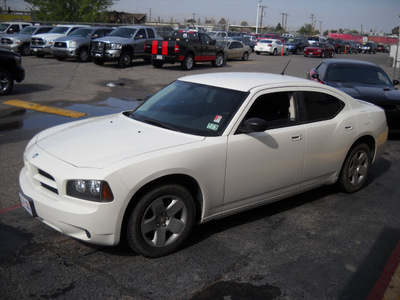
[130, 81, 246, 136]
[49, 26, 70, 34]
[0, 23, 10, 31]
[326, 66, 392, 86]
[19, 26, 37, 34]
[68, 28, 93, 37]
[109, 27, 136, 38]
[311, 42, 324, 48]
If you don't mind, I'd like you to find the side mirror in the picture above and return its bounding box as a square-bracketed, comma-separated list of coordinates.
[242, 118, 268, 133]
[135, 34, 144, 40]
[92, 34, 99, 39]
[393, 79, 399, 86]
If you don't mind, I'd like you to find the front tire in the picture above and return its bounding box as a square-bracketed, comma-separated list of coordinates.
[0, 68, 14, 95]
[20, 43, 30, 56]
[242, 51, 249, 61]
[339, 143, 371, 193]
[126, 184, 196, 258]
[118, 50, 132, 68]
[77, 48, 89, 62]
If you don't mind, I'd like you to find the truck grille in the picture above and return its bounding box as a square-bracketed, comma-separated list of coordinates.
[54, 41, 67, 48]
[31, 37, 45, 46]
[0, 37, 12, 45]
[92, 41, 106, 51]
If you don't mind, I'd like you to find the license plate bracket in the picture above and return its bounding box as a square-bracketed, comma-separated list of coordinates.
[19, 192, 37, 217]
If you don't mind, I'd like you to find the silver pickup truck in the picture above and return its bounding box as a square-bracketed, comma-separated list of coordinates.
[0, 25, 53, 55]
[50, 27, 113, 62]
[91, 25, 158, 68]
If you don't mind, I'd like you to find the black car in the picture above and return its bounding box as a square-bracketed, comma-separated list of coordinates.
[0, 49, 25, 95]
[344, 40, 358, 54]
[307, 59, 400, 132]
[285, 38, 309, 54]
[327, 38, 346, 53]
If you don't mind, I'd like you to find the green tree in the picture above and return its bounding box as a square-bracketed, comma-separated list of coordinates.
[25, 0, 118, 22]
[275, 22, 283, 32]
[298, 24, 313, 36]
[241, 21, 248, 26]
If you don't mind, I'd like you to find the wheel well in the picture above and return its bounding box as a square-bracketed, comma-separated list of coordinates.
[120, 174, 203, 241]
[122, 46, 134, 54]
[352, 135, 375, 157]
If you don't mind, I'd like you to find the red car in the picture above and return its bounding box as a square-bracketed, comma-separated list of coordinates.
[304, 42, 334, 58]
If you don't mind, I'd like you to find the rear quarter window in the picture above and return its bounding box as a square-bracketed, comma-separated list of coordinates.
[302, 91, 344, 122]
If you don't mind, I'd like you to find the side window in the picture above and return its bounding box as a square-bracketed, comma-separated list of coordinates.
[302, 91, 344, 122]
[10, 25, 20, 33]
[316, 63, 327, 79]
[146, 28, 155, 39]
[135, 29, 146, 39]
[243, 92, 297, 130]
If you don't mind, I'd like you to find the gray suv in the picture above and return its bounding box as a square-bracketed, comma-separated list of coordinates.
[0, 25, 53, 55]
[91, 26, 158, 68]
[51, 27, 113, 62]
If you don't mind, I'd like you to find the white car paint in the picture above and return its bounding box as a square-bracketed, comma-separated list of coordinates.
[19, 72, 388, 254]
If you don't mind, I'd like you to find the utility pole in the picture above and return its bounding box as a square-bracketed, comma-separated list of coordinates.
[280, 13, 289, 30]
[319, 21, 322, 34]
[310, 14, 315, 35]
[256, 0, 262, 34]
[259, 5, 267, 31]
[148, 8, 152, 22]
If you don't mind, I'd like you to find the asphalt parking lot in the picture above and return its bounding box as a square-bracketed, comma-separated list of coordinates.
[1, 51, 400, 299]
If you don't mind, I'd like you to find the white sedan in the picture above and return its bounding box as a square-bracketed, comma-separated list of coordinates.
[19, 73, 388, 257]
[254, 38, 289, 55]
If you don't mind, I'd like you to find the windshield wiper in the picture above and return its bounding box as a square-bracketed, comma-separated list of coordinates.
[143, 119, 178, 131]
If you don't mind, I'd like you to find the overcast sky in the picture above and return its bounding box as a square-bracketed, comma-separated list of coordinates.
[10, 0, 400, 34]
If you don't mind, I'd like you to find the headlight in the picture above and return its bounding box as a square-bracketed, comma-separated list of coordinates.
[110, 43, 122, 50]
[66, 180, 114, 202]
[15, 39, 21, 45]
[14, 55, 22, 67]
[69, 41, 78, 48]
[48, 40, 54, 46]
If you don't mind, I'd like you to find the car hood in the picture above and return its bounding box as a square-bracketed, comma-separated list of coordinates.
[32, 33, 66, 40]
[1, 33, 31, 39]
[55, 36, 89, 43]
[326, 81, 400, 104]
[35, 113, 205, 168]
[93, 36, 131, 43]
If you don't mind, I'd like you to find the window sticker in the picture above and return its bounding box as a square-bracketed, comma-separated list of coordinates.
[183, 33, 187, 38]
[214, 115, 222, 123]
[207, 123, 219, 131]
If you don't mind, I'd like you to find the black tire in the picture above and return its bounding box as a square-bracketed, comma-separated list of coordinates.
[272, 48, 277, 56]
[126, 184, 196, 258]
[77, 48, 89, 62]
[256, 51, 260, 55]
[55, 56, 65, 61]
[36, 54, 45, 58]
[20, 43, 30, 56]
[0, 68, 14, 96]
[212, 52, 224, 67]
[118, 50, 132, 68]
[285, 49, 289, 56]
[339, 143, 371, 193]
[152, 60, 164, 68]
[181, 54, 194, 70]
[242, 51, 249, 61]
[93, 58, 104, 65]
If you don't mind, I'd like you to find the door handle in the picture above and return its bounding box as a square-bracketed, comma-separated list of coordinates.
[291, 134, 303, 141]
[345, 125, 353, 131]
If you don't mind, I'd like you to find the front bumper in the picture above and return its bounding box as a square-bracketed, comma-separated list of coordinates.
[51, 47, 78, 58]
[13, 66, 25, 82]
[31, 45, 51, 55]
[0, 43, 19, 52]
[91, 49, 122, 61]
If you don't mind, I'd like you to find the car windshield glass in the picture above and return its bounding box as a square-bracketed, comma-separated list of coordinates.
[0, 23, 9, 31]
[109, 28, 137, 38]
[50, 26, 69, 34]
[130, 81, 247, 136]
[260, 40, 272, 43]
[325, 66, 392, 86]
[68, 28, 93, 37]
[19, 26, 36, 34]
[312, 43, 324, 47]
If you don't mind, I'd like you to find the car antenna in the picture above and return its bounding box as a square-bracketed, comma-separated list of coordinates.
[281, 60, 291, 75]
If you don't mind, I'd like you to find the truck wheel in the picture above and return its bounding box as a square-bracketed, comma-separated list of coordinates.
[0, 68, 14, 96]
[77, 48, 89, 62]
[93, 58, 104, 65]
[212, 53, 224, 67]
[56, 56, 65, 61]
[152, 60, 164, 68]
[20, 43, 31, 56]
[118, 50, 132, 68]
[181, 54, 194, 70]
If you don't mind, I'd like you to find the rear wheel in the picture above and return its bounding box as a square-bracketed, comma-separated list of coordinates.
[339, 143, 371, 193]
[181, 54, 194, 70]
[212, 52, 224, 67]
[93, 58, 104, 65]
[55, 56, 65, 61]
[152, 60, 164, 68]
[272, 48, 277, 56]
[126, 184, 196, 258]
[0, 68, 14, 96]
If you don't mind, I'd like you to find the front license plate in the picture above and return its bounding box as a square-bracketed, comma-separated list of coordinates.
[95, 53, 102, 57]
[33, 48, 37, 52]
[156, 55, 163, 59]
[19, 193, 33, 217]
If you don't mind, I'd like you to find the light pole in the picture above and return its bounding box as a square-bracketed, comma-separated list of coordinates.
[256, 0, 262, 34]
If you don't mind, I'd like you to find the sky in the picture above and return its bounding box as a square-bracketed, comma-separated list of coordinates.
[9, 0, 400, 34]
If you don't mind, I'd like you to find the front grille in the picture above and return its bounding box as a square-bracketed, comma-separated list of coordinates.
[54, 41, 67, 48]
[0, 38, 12, 45]
[92, 41, 105, 51]
[36, 168, 58, 194]
[31, 37, 45, 46]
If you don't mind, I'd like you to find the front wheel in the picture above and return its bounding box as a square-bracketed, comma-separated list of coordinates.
[118, 50, 132, 68]
[242, 51, 249, 61]
[93, 58, 104, 65]
[77, 48, 89, 62]
[126, 184, 196, 258]
[0, 68, 14, 95]
[339, 143, 371, 193]
[20, 43, 31, 56]
[212, 52, 224, 67]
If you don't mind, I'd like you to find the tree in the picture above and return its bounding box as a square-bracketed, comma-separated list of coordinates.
[275, 22, 283, 32]
[241, 21, 248, 26]
[25, 0, 118, 22]
[298, 24, 313, 36]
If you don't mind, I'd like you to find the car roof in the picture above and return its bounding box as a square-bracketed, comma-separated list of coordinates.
[321, 59, 380, 68]
[178, 72, 314, 92]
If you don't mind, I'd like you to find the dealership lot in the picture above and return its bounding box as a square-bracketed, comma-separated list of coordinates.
[1, 52, 400, 299]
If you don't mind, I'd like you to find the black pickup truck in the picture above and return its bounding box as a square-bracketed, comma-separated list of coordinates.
[0, 49, 25, 95]
[144, 30, 225, 70]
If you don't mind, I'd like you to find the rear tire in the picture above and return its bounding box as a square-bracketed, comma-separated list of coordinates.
[152, 60, 164, 68]
[212, 52, 224, 67]
[339, 143, 371, 193]
[0, 68, 14, 96]
[126, 184, 196, 258]
[181, 54, 194, 70]
[93, 58, 104, 65]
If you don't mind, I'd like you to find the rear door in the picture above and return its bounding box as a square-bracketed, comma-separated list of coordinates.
[199, 33, 217, 61]
[133, 28, 147, 56]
